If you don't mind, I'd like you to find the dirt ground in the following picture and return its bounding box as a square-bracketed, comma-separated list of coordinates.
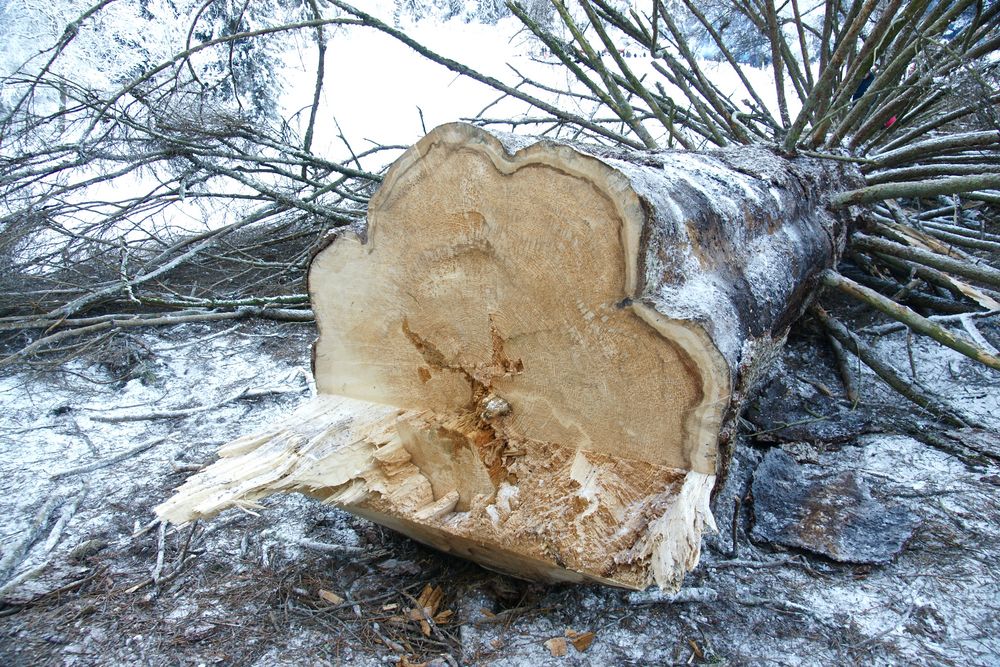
[1, 316, 999, 666]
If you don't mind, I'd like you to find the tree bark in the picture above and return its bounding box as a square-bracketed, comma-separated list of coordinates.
[157, 123, 857, 590]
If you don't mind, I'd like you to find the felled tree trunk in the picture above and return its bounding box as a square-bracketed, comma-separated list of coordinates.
[157, 123, 855, 590]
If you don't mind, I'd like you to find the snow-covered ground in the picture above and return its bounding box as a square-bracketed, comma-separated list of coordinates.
[1, 316, 998, 666]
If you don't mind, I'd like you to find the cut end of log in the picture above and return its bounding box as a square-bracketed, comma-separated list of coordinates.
[158, 123, 848, 590]
[309, 122, 729, 474]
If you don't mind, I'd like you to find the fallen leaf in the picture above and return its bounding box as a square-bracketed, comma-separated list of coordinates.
[565, 629, 595, 652]
[544, 637, 568, 657]
[688, 639, 703, 659]
[318, 589, 343, 605]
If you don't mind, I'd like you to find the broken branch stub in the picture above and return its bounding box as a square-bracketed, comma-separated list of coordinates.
[157, 123, 852, 590]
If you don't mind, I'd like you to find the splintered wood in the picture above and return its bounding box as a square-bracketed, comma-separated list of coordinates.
[158, 123, 849, 590]
[156, 394, 714, 589]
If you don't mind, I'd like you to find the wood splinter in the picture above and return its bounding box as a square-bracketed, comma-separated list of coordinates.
[157, 123, 853, 590]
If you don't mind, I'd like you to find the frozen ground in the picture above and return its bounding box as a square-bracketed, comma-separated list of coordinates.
[0, 314, 998, 666]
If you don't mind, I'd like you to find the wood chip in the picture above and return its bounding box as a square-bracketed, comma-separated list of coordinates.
[416, 584, 444, 616]
[544, 637, 568, 657]
[318, 589, 344, 605]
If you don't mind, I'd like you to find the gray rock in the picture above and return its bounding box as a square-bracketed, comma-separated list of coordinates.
[751, 449, 918, 563]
